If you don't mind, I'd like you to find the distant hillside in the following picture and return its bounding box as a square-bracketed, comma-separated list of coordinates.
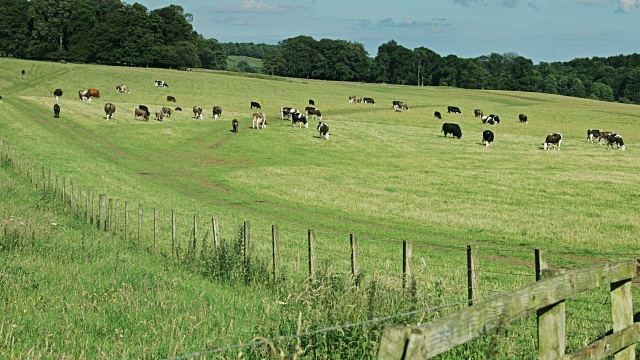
[226, 56, 264, 74]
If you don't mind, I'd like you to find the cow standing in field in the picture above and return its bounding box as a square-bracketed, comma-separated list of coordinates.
[447, 106, 461, 114]
[252, 112, 267, 129]
[193, 105, 203, 120]
[482, 130, 494, 147]
[53, 104, 60, 118]
[474, 109, 483, 117]
[309, 99, 315, 105]
[280, 107, 296, 120]
[87, 88, 100, 99]
[543, 133, 562, 150]
[104, 103, 116, 121]
[291, 111, 308, 128]
[363, 97, 375, 105]
[250, 101, 262, 110]
[54, 88, 63, 100]
[134, 108, 149, 121]
[305, 106, 322, 120]
[78, 90, 90, 102]
[212, 106, 222, 120]
[232, 119, 239, 133]
[587, 129, 600, 143]
[138, 105, 150, 117]
[175, 107, 182, 111]
[167, 96, 176, 102]
[393, 101, 408, 111]
[154, 80, 169, 87]
[434, 111, 442, 119]
[317, 121, 329, 140]
[519, 114, 528, 123]
[442, 123, 462, 138]
[597, 131, 615, 145]
[162, 106, 172, 118]
[155, 109, 164, 121]
[349, 96, 362, 103]
[607, 134, 626, 150]
[116, 85, 130, 93]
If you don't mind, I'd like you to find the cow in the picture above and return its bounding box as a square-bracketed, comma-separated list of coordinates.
[486, 117, 496, 126]
[252, 112, 267, 129]
[138, 105, 150, 117]
[309, 99, 315, 105]
[21, 70, 24, 75]
[53, 104, 60, 118]
[212, 106, 222, 120]
[393, 101, 408, 111]
[291, 111, 308, 128]
[134, 108, 149, 121]
[167, 96, 176, 102]
[607, 133, 625, 150]
[481, 115, 490, 124]
[0, 95, 2, 100]
[78, 90, 90, 102]
[87, 88, 100, 99]
[232, 119, 239, 133]
[104, 103, 116, 121]
[317, 121, 329, 140]
[175, 107, 182, 111]
[597, 131, 615, 145]
[482, 130, 494, 147]
[250, 101, 262, 110]
[442, 123, 462, 139]
[54, 88, 63, 100]
[305, 106, 322, 120]
[116, 85, 130, 93]
[154, 80, 169, 87]
[193, 105, 203, 120]
[447, 106, 461, 114]
[543, 133, 562, 150]
[474, 109, 483, 117]
[519, 114, 528, 123]
[489, 114, 501, 124]
[363, 97, 375, 105]
[155, 109, 164, 121]
[349, 96, 362, 103]
[434, 111, 442, 119]
[162, 106, 172, 118]
[587, 129, 600, 143]
[280, 107, 296, 120]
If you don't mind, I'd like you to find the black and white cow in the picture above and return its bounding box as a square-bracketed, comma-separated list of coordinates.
[291, 111, 308, 128]
[232, 119, 239, 133]
[607, 134, 625, 150]
[489, 114, 501, 124]
[447, 106, 461, 114]
[597, 131, 615, 145]
[434, 111, 442, 119]
[317, 121, 329, 140]
[474, 109, 483, 117]
[193, 105, 203, 120]
[250, 101, 262, 110]
[134, 108, 148, 121]
[54, 88, 63, 100]
[116, 85, 130, 93]
[252, 112, 267, 129]
[519, 114, 528, 123]
[587, 129, 600, 143]
[348, 96, 362, 103]
[309, 99, 315, 105]
[543, 133, 562, 150]
[78, 90, 90, 102]
[154, 80, 169, 87]
[482, 130, 494, 147]
[162, 106, 172, 118]
[104, 103, 116, 121]
[212, 106, 222, 120]
[167, 96, 177, 102]
[363, 97, 375, 105]
[442, 123, 462, 139]
[280, 107, 296, 120]
[305, 106, 322, 120]
[393, 101, 409, 111]
[53, 104, 60, 118]
[138, 105, 150, 117]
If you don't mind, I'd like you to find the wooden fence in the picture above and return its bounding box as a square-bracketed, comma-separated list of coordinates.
[378, 255, 640, 359]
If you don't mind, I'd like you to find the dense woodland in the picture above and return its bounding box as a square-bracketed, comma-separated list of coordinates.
[1, 0, 639, 104]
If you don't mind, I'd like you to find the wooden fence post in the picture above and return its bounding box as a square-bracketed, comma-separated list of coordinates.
[69, 180, 73, 207]
[55, 174, 59, 198]
[172, 210, 177, 258]
[154, 208, 159, 254]
[99, 194, 106, 231]
[86, 190, 90, 224]
[308, 229, 316, 279]
[350, 234, 359, 277]
[30, 159, 34, 184]
[467, 245, 479, 306]
[108, 198, 113, 233]
[114, 199, 120, 236]
[41, 166, 45, 191]
[125, 201, 130, 242]
[138, 204, 143, 246]
[611, 276, 634, 359]
[403, 240, 412, 289]
[77, 185, 81, 213]
[62, 177, 66, 202]
[272, 225, 280, 280]
[535, 248, 566, 360]
[244, 221, 251, 265]
[212, 217, 219, 250]
[91, 193, 95, 226]
[193, 213, 198, 253]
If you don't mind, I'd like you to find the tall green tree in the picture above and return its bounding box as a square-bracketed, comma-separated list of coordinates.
[0, 0, 30, 57]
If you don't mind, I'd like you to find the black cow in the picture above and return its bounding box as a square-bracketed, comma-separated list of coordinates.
[305, 106, 322, 120]
[104, 103, 116, 121]
[21, 70, 25, 75]
[175, 107, 182, 111]
[363, 97, 375, 105]
[134, 108, 148, 121]
[442, 123, 462, 139]
[587, 129, 600, 143]
[250, 101, 262, 109]
[434, 111, 442, 119]
[474, 109, 483, 117]
[543, 133, 562, 150]
[232, 119, 239, 133]
[482, 130, 494, 147]
[607, 134, 625, 150]
[212, 106, 222, 120]
[447, 106, 461, 114]
[54, 88, 63, 100]
[167, 96, 176, 102]
[280, 107, 295, 120]
[291, 111, 308, 128]
[53, 104, 60, 118]
[309, 99, 315, 105]
[138, 105, 150, 117]
[519, 114, 528, 123]
[317, 121, 329, 140]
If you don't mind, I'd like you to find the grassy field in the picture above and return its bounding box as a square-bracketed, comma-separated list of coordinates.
[1, 57, 640, 357]
[226, 56, 264, 73]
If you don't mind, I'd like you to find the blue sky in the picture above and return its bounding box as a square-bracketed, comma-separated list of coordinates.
[136, 0, 640, 63]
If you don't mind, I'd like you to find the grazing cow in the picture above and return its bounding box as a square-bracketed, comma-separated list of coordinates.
[138, 105, 150, 117]
[212, 106, 222, 120]
[434, 111, 442, 119]
[116, 85, 130, 93]
[291, 111, 308, 128]
[474, 109, 483, 117]
[53, 104, 60, 118]
[447, 106, 461, 114]
[305, 106, 322, 120]
[252, 112, 267, 129]
[363, 97, 375, 105]
[486, 117, 496, 126]
[442, 123, 462, 139]
[489, 114, 501, 124]
[607, 133, 626, 150]
[0, 95, 2, 100]
[481, 115, 490, 124]
[78, 90, 90, 101]
[154, 80, 169, 87]
[232, 119, 239, 133]
[87, 88, 100, 99]
[317, 121, 329, 140]
[21, 70, 25, 75]
[155, 109, 164, 121]
[519, 114, 528, 123]
[543, 133, 562, 150]
[597, 131, 615, 145]
[309, 99, 315, 105]
[54, 88, 63, 100]
[104, 103, 116, 121]
[250, 101, 262, 110]
[587, 129, 600, 143]
[393, 101, 408, 111]
[193, 105, 203, 120]
[134, 108, 149, 121]
[167, 96, 176, 102]
[161, 106, 172, 118]
[482, 130, 494, 147]
[175, 107, 182, 111]
[349, 96, 362, 103]
[280, 107, 296, 120]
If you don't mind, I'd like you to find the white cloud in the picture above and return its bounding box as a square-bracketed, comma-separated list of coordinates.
[576, 0, 639, 12]
[216, 0, 304, 13]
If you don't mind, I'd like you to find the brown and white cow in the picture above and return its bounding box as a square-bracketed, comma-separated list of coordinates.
[212, 106, 222, 120]
[155, 109, 164, 121]
[193, 105, 203, 120]
[543, 133, 562, 150]
[597, 131, 614, 145]
[305, 106, 322, 120]
[474, 109, 483, 117]
[252, 112, 267, 129]
[280, 107, 296, 120]
[78, 90, 90, 102]
[87, 88, 100, 99]
[349, 96, 362, 104]
[162, 106, 172, 118]
[116, 85, 130, 93]
[134, 108, 148, 121]
[393, 101, 408, 111]
[104, 103, 116, 121]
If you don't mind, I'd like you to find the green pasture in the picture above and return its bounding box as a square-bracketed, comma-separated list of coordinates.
[226, 56, 264, 73]
[1, 57, 640, 358]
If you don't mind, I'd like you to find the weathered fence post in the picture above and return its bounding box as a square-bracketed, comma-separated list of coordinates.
[69, 180, 73, 207]
[114, 199, 120, 236]
[138, 204, 143, 246]
[403, 240, 412, 289]
[193, 213, 198, 253]
[41, 166, 45, 191]
[99, 194, 106, 231]
[467, 245, 479, 306]
[91, 193, 95, 226]
[308, 229, 316, 279]
[55, 174, 59, 198]
[125, 201, 130, 242]
[212, 217, 219, 250]
[154, 208, 159, 254]
[535, 248, 566, 360]
[611, 274, 634, 359]
[86, 190, 90, 224]
[272, 225, 280, 280]
[244, 221, 251, 265]
[62, 177, 66, 202]
[30, 159, 34, 184]
[77, 185, 82, 213]
[172, 210, 177, 258]
[350, 234, 359, 278]
[108, 198, 113, 233]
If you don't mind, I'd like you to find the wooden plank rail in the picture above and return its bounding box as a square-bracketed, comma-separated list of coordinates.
[378, 259, 638, 360]
[563, 323, 640, 360]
